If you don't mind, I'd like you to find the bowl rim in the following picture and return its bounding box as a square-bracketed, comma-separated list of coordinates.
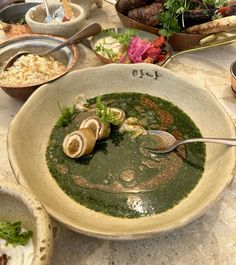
[0, 180, 53, 265]
[25, 2, 86, 25]
[230, 60, 236, 79]
[0, 33, 79, 88]
[7, 63, 236, 240]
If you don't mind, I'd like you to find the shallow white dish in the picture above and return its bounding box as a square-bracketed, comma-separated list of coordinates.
[7, 63, 236, 240]
[0, 180, 53, 264]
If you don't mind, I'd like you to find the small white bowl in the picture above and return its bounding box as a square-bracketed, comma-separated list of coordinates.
[0, 181, 53, 265]
[25, 3, 86, 38]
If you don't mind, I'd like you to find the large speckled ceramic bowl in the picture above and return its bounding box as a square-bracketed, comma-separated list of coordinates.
[0, 181, 53, 264]
[7, 64, 236, 240]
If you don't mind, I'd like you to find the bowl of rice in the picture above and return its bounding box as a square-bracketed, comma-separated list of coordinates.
[0, 34, 78, 101]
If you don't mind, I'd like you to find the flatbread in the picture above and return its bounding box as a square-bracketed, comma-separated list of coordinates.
[185, 15, 236, 35]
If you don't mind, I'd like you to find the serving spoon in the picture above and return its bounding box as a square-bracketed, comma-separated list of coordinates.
[3, 22, 102, 71]
[43, 0, 53, 23]
[144, 130, 236, 154]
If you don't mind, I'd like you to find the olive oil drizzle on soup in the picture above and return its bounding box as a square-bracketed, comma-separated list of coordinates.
[46, 93, 205, 218]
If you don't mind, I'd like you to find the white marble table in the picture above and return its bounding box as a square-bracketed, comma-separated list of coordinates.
[0, 2, 236, 264]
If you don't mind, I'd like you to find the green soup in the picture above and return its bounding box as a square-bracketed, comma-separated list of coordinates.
[46, 92, 205, 218]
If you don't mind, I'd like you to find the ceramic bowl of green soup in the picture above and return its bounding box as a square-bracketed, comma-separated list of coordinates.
[8, 63, 236, 240]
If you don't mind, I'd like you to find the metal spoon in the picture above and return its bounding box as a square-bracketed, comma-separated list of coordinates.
[144, 130, 236, 154]
[3, 22, 102, 71]
[43, 0, 53, 23]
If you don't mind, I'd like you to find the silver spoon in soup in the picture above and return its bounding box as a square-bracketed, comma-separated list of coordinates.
[142, 130, 236, 154]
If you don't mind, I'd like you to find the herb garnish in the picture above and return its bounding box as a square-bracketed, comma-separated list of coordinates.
[0, 221, 33, 246]
[95, 29, 137, 60]
[16, 16, 26, 25]
[95, 43, 117, 60]
[106, 29, 137, 46]
[96, 96, 119, 125]
[159, 0, 228, 37]
[56, 102, 76, 127]
[159, 0, 188, 37]
[202, 0, 227, 8]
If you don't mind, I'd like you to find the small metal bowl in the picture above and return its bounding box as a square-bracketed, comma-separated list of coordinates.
[90, 28, 172, 65]
[0, 1, 39, 36]
[0, 2, 38, 23]
[0, 34, 78, 101]
[230, 61, 236, 94]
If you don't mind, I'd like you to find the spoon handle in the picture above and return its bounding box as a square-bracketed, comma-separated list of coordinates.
[43, 0, 52, 21]
[39, 23, 102, 56]
[149, 137, 236, 154]
[178, 137, 236, 146]
[165, 137, 236, 154]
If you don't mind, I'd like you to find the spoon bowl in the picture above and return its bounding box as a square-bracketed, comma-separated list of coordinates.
[145, 130, 236, 154]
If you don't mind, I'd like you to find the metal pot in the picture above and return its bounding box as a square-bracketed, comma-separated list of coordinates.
[0, 0, 39, 24]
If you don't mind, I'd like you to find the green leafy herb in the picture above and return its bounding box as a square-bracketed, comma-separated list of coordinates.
[159, 0, 228, 37]
[159, 0, 187, 37]
[203, 0, 227, 8]
[95, 43, 117, 59]
[106, 29, 137, 46]
[96, 96, 119, 125]
[56, 102, 76, 127]
[0, 221, 33, 246]
[16, 16, 26, 25]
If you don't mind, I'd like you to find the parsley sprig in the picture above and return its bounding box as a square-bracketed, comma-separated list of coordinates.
[159, 0, 228, 37]
[16, 16, 26, 25]
[159, 0, 188, 37]
[202, 0, 227, 8]
[56, 102, 76, 127]
[96, 96, 119, 125]
[0, 221, 33, 246]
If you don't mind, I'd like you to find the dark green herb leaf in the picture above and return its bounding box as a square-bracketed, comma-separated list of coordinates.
[203, 0, 227, 8]
[56, 102, 76, 127]
[159, 0, 187, 37]
[0, 221, 33, 246]
[159, 0, 228, 37]
[96, 96, 119, 125]
[16, 16, 26, 25]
